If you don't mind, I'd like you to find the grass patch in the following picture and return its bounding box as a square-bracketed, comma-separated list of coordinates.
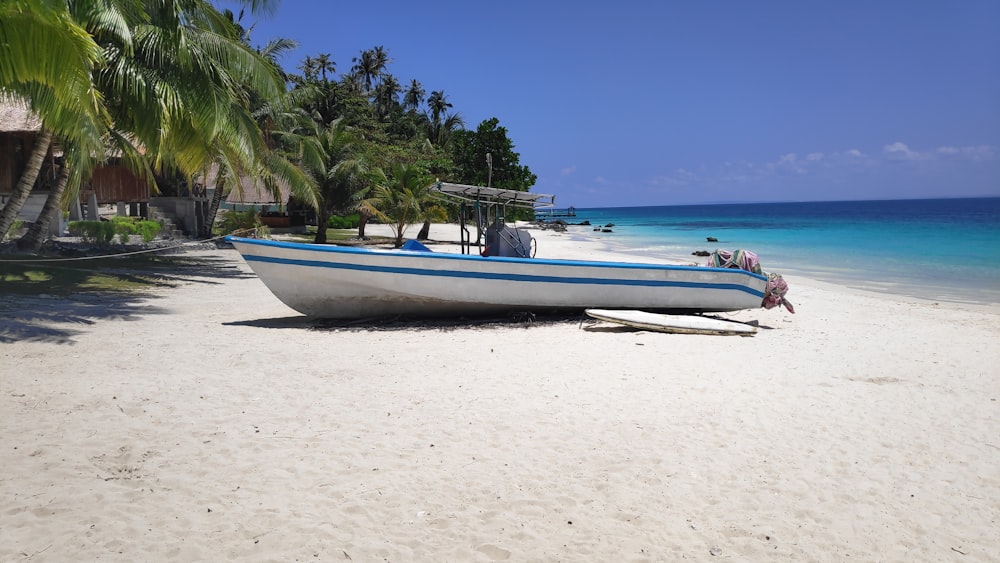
[2, 269, 52, 283]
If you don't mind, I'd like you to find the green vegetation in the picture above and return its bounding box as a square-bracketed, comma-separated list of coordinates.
[362, 164, 435, 248]
[110, 217, 162, 243]
[67, 220, 115, 245]
[214, 210, 271, 238]
[1, 2, 537, 255]
[328, 214, 361, 229]
[67, 218, 162, 245]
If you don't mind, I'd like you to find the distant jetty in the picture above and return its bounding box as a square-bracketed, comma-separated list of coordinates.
[536, 206, 576, 218]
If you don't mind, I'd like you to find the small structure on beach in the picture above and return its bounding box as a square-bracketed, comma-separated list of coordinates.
[0, 103, 151, 235]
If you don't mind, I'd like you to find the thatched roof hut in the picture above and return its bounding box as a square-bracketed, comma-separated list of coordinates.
[200, 164, 291, 207]
[0, 103, 42, 132]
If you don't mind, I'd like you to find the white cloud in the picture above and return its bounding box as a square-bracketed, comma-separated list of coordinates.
[560, 165, 577, 176]
[936, 145, 995, 161]
[641, 142, 997, 197]
[883, 141, 920, 160]
[769, 153, 807, 174]
[884, 142, 996, 162]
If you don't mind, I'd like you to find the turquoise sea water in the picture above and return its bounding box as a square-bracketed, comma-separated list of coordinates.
[558, 197, 1000, 304]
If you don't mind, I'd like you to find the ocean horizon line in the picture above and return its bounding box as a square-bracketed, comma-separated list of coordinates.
[569, 194, 1000, 211]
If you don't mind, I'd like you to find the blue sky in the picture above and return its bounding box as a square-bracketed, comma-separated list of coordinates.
[234, 0, 1000, 208]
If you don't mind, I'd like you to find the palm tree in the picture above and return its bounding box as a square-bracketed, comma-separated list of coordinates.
[298, 119, 370, 244]
[361, 163, 432, 248]
[314, 53, 335, 83]
[8, 0, 293, 248]
[428, 112, 466, 148]
[298, 55, 318, 81]
[0, 2, 105, 146]
[16, 147, 75, 251]
[427, 90, 453, 125]
[374, 74, 401, 118]
[199, 26, 318, 237]
[351, 46, 391, 94]
[0, 0, 107, 241]
[403, 79, 425, 112]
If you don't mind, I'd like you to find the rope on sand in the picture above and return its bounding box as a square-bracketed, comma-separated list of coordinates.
[0, 229, 257, 263]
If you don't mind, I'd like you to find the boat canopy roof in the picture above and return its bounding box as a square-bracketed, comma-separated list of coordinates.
[429, 181, 555, 209]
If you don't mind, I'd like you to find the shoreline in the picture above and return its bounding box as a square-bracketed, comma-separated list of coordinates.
[519, 222, 1000, 308]
[2, 224, 998, 560]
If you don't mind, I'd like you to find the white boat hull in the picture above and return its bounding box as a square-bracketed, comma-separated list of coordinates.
[227, 237, 769, 319]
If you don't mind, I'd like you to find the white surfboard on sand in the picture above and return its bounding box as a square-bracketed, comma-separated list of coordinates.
[585, 309, 757, 336]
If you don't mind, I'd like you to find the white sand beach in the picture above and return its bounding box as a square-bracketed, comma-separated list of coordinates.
[2, 224, 998, 561]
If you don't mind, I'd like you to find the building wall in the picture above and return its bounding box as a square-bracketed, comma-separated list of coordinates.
[0, 132, 40, 193]
[90, 164, 149, 204]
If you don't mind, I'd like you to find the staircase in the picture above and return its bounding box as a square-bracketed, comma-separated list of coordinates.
[147, 202, 185, 240]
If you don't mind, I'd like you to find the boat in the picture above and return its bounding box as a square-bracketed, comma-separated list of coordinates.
[226, 236, 770, 319]
[225, 182, 783, 319]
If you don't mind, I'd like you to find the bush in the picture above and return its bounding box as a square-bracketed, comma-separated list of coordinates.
[136, 220, 162, 242]
[328, 213, 360, 229]
[101, 216, 162, 244]
[111, 217, 136, 245]
[215, 210, 270, 238]
[68, 220, 116, 245]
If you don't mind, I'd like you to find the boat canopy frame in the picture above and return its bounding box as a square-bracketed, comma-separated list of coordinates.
[428, 181, 556, 255]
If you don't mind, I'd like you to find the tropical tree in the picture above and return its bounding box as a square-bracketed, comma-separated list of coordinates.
[0, 2, 105, 148]
[0, 127, 55, 241]
[362, 163, 433, 248]
[16, 145, 76, 250]
[3, 0, 291, 247]
[427, 112, 465, 148]
[297, 55, 318, 82]
[0, 0, 107, 241]
[314, 53, 335, 82]
[198, 17, 318, 237]
[373, 74, 401, 119]
[298, 118, 371, 244]
[450, 117, 536, 191]
[426, 90, 452, 124]
[350, 46, 390, 94]
[403, 79, 425, 112]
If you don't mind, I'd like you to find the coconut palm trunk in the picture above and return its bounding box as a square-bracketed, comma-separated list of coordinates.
[315, 207, 331, 244]
[358, 207, 370, 238]
[17, 161, 70, 252]
[417, 220, 430, 240]
[202, 175, 227, 238]
[0, 129, 53, 241]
